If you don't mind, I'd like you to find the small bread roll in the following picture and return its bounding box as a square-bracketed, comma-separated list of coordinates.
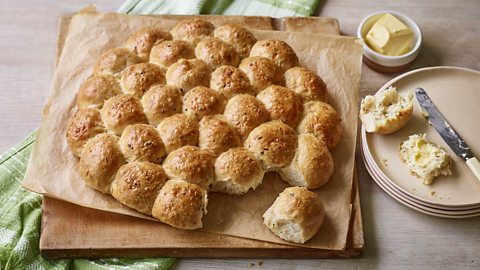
[162, 146, 215, 189]
[93, 48, 141, 77]
[198, 115, 242, 156]
[213, 147, 264, 195]
[279, 134, 333, 189]
[119, 124, 165, 164]
[149, 40, 195, 70]
[245, 120, 297, 171]
[152, 179, 208, 230]
[263, 186, 325, 244]
[101, 94, 147, 135]
[223, 94, 269, 140]
[360, 86, 413, 135]
[120, 63, 166, 97]
[170, 19, 215, 45]
[195, 37, 240, 70]
[297, 101, 342, 150]
[214, 23, 257, 58]
[166, 59, 210, 94]
[123, 27, 173, 61]
[238, 56, 285, 94]
[76, 74, 121, 109]
[284, 67, 328, 103]
[157, 114, 199, 154]
[66, 108, 106, 157]
[141, 85, 183, 126]
[111, 162, 168, 215]
[210, 65, 255, 99]
[250, 40, 299, 72]
[256, 85, 303, 128]
[183, 86, 226, 119]
[78, 134, 125, 193]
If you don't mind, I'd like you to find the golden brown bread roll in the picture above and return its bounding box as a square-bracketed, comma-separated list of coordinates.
[195, 37, 240, 70]
[223, 94, 270, 140]
[149, 40, 195, 70]
[296, 101, 342, 150]
[66, 108, 106, 157]
[162, 146, 215, 189]
[284, 67, 328, 103]
[244, 120, 297, 171]
[210, 65, 255, 99]
[93, 48, 141, 77]
[182, 86, 226, 119]
[123, 27, 173, 61]
[111, 162, 168, 215]
[214, 23, 256, 58]
[119, 124, 166, 164]
[76, 74, 121, 109]
[141, 85, 183, 126]
[238, 56, 285, 94]
[198, 115, 242, 156]
[156, 114, 199, 154]
[250, 40, 299, 72]
[263, 186, 325, 244]
[170, 18, 215, 45]
[152, 179, 208, 230]
[78, 134, 125, 193]
[212, 147, 264, 195]
[101, 94, 147, 135]
[166, 58, 210, 94]
[279, 134, 334, 189]
[120, 63, 166, 97]
[256, 85, 303, 128]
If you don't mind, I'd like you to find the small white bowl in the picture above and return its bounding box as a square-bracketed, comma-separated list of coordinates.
[357, 11, 422, 73]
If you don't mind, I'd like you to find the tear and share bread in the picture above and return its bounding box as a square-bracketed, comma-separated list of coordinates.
[66, 108, 106, 157]
[213, 147, 264, 195]
[93, 48, 141, 77]
[170, 18, 215, 45]
[210, 65, 255, 99]
[214, 23, 257, 58]
[182, 86, 226, 119]
[245, 120, 297, 171]
[101, 94, 147, 135]
[119, 124, 166, 164]
[256, 85, 303, 128]
[285, 67, 328, 103]
[141, 85, 183, 126]
[162, 146, 215, 189]
[360, 86, 413, 135]
[279, 134, 334, 189]
[166, 58, 210, 94]
[120, 63, 166, 97]
[78, 134, 125, 193]
[223, 94, 270, 140]
[195, 37, 240, 70]
[149, 40, 195, 70]
[238, 56, 285, 94]
[111, 162, 168, 215]
[152, 179, 208, 230]
[198, 115, 242, 156]
[156, 113, 199, 154]
[76, 74, 122, 109]
[250, 40, 299, 72]
[297, 101, 342, 150]
[263, 186, 325, 243]
[123, 27, 173, 61]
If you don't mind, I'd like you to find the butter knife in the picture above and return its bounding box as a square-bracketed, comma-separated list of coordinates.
[415, 88, 480, 183]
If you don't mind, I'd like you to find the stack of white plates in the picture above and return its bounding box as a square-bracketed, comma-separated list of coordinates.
[361, 66, 480, 218]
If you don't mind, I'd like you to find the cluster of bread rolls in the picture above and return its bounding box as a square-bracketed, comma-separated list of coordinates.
[66, 19, 343, 243]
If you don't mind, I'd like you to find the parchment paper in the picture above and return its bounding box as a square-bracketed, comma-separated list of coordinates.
[23, 10, 362, 250]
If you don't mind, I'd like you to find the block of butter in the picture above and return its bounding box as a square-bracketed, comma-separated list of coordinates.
[366, 13, 413, 56]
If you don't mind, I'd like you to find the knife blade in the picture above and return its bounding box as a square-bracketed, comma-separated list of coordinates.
[415, 87, 480, 182]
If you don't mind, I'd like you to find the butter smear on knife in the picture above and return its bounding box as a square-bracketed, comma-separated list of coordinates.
[366, 13, 413, 56]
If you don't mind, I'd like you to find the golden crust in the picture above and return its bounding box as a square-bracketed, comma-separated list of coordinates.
[195, 37, 240, 70]
[256, 85, 303, 128]
[76, 74, 121, 109]
[210, 65, 255, 99]
[156, 114, 199, 154]
[141, 85, 183, 126]
[149, 40, 195, 70]
[66, 108, 106, 157]
[119, 124, 166, 164]
[170, 19, 215, 45]
[214, 23, 257, 58]
[250, 40, 299, 72]
[120, 63, 166, 97]
[182, 86, 226, 119]
[93, 48, 141, 77]
[111, 162, 167, 215]
[101, 94, 147, 135]
[238, 56, 285, 94]
[123, 27, 173, 61]
[198, 115, 242, 156]
[166, 58, 211, 94]
[152, 180, 208, 230]
[284, 67, 328, 103]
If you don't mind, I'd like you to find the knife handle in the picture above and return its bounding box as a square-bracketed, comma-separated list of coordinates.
[466, 157, 480, 183]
